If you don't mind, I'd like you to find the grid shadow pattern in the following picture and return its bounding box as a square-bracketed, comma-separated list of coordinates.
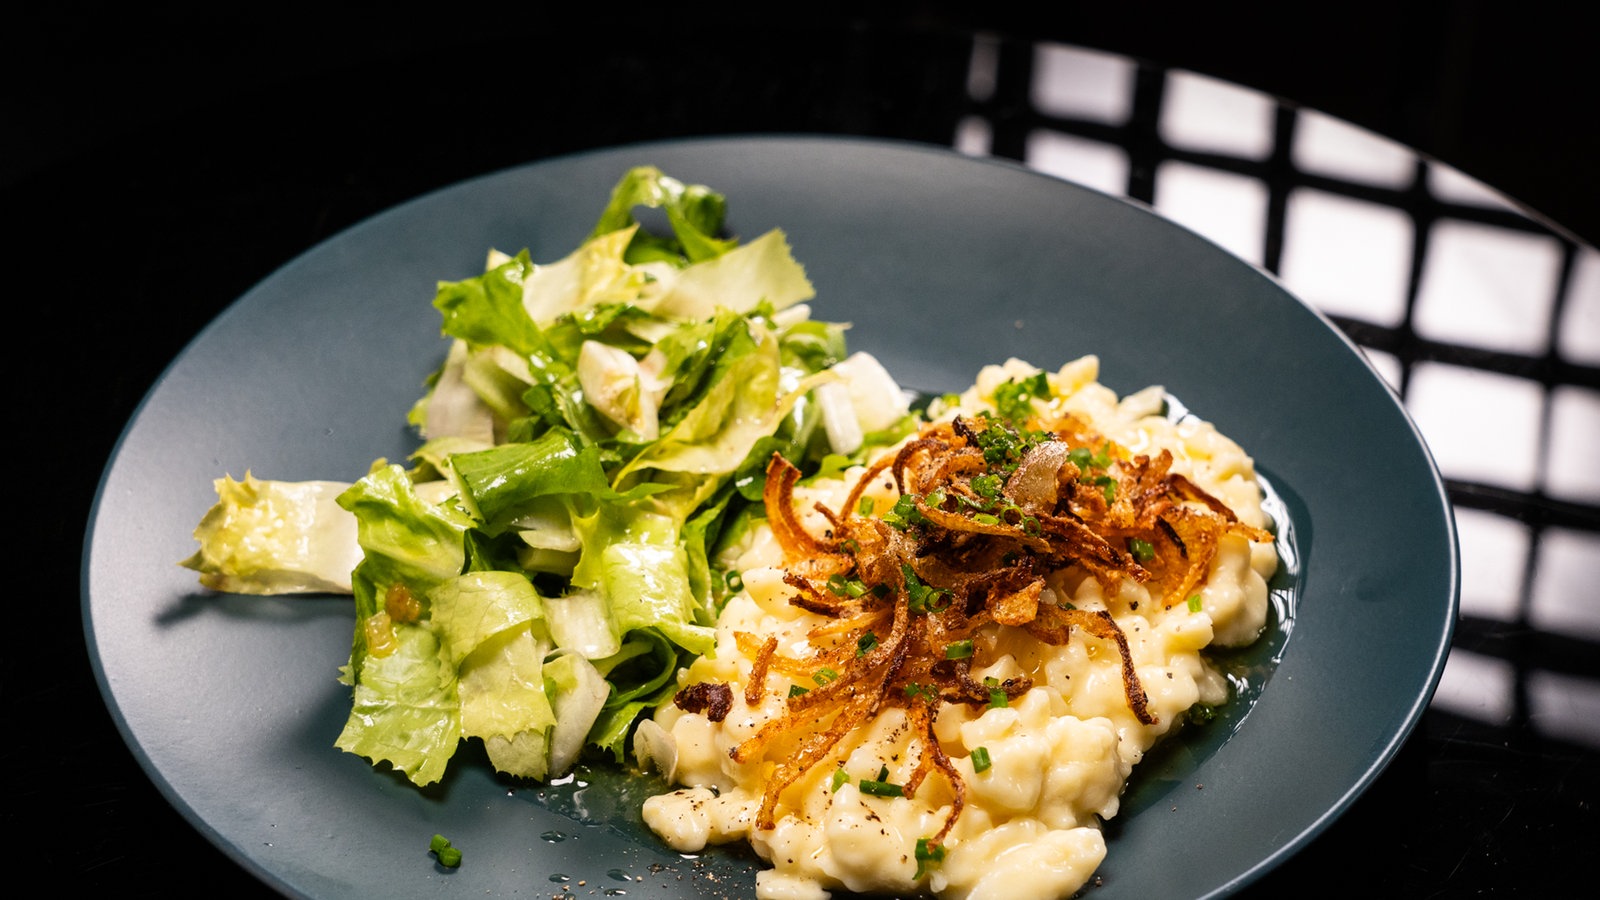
[950, 35, 1600, 752]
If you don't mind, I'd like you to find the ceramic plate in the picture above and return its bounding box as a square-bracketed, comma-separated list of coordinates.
[83, 136, 1457, 898]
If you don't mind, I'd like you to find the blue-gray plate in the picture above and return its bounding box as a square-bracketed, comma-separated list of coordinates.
[82, 136, 1458, 898]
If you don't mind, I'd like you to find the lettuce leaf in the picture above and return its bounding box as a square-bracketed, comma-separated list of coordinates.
[569, 503, 714, 657]
[590, 165, 736, 265]
[333, 622, 461, 787]
[435, 250, 557, 364]
[185, 167, 901, 789]
[646, 229, 813, 321]
[428, 570, 548, 666]
[448, 431, 615, 530]
[181, 473, 361, 595]
[336, 465, 474, 596]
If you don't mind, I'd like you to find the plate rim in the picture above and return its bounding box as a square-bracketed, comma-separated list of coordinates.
[81, 133, 1461, 899]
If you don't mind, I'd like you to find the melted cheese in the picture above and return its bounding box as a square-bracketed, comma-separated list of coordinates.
[641, 355, 1277, 899]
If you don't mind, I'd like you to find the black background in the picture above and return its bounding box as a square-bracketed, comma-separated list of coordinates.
[8, 2, 1593, 897]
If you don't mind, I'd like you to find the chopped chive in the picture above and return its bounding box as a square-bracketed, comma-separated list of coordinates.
[830, 573, 869, 597]
[902, 564, 950, 614]
[970, 473, 1002, 500]
[1187, 594, 1203, 613]
[1128, 537, 1155, 562]
[429, 834, 461, 868]
[724, 570, 744, 592]
[973, 512, 1000, 526]
[857, 632, 879, 656]
[991, 372, 1050, 424]
[983, 676, 1008, 708]
[904, 494, 930, 524]
[914, 838, 946, 878]
[813, 667, 839, 685]
[858, 496, 875, 516]
[944, 639, 974, 660]
[972, 417, 1047, 469]
[860, 778, 904, 797]
[877, 765, 890, 781]
[904, 682, 934, 701]
[970, 746, 992, 773]
[788, 684, 809, 697]
[889, 493, 921, 527]
[831, 767, 849, 791]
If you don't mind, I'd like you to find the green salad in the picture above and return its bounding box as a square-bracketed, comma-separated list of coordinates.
[181, 167, 914, 787]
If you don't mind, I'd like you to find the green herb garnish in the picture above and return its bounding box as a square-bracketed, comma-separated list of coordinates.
[983, 676, 1008, 708]
[914, 838, 947, 878]
[970, 746, 992, 773]
[990, 371, 1051, 423]
[857, 632, 879, 656]
[859, 778, 904, 797]
[429, 834, 462, 868]
[902, 564, 950, 614]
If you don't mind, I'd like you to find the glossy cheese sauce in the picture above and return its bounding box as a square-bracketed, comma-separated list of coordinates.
[641, 355, 1277, 899]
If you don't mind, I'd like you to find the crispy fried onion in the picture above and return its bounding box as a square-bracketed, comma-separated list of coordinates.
[678, 413, 1269, 841]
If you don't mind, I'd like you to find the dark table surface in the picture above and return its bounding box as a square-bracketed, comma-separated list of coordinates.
[11, 4, 1595, 898]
